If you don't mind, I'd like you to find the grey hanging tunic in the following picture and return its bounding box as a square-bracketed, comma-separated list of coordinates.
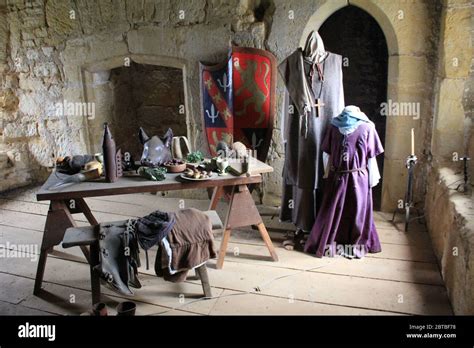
[279, 50, 344, 231]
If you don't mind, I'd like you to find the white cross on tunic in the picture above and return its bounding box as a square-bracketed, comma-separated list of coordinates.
[314, 98, 325, 117]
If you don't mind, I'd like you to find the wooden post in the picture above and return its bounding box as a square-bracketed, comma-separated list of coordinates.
[76, 198, 99, 225]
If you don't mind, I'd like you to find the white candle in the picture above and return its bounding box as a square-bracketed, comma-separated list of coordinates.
[411, 128, 415, 156]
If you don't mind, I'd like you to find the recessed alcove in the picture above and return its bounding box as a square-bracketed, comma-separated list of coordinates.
[80, 57, 189, 161]
[107, 62, 186, 160]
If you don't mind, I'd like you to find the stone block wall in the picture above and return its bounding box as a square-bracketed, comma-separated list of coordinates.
[431, 0, 473, 165]
[0, 0, 39, 190]
[425, 167, 474, 314]
[424, 0, 474, 315]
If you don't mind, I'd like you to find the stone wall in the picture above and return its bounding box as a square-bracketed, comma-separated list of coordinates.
[431, 0, 472, 166]
[425, 168, 474, 314]
[424, 0, 474, 315]
[133, 64, 186, 138]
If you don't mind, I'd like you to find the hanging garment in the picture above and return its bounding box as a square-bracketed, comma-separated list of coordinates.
[95, 219, 142, 296]
[279, 33, 345, 232]
[304, 106, 384, 258]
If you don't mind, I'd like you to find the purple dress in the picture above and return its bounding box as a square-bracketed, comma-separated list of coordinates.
[304, 122, 384, 258]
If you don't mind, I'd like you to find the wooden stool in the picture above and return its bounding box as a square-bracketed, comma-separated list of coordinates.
[61, 210, 223, 305]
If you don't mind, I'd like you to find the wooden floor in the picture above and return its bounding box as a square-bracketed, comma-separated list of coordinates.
[0, 186, 453, 315]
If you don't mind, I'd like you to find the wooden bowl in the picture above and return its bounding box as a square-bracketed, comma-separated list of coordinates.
[164, 163, 187, 173]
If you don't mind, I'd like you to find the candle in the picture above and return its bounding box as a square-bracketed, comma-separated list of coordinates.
[411, 128, 415, 156]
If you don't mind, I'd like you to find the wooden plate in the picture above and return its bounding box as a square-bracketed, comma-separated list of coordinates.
[180, 173, 215, 181]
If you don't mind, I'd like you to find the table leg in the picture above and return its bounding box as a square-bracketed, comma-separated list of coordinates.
[256, 222, 279, 262]
[34, 198, 99, 295]
[209, 186, 224, 210]
[216, 184, 278, 269]
[33, 250, 49, 295]
[216, 228, 232, 269]
[34, 201, 77, 295]
[76, 198, 99, 225]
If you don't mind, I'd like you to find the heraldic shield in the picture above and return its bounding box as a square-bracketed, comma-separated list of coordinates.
[200, 52, 234, 156]
[200, 46, 276, 162]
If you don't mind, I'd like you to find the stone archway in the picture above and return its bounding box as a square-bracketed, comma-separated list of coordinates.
[300, 0, 411, 212]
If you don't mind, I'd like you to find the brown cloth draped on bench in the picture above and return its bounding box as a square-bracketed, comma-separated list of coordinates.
[155, 208, 217, 283]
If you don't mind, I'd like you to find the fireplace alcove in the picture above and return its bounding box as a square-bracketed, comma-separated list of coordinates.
[109, 62, 186, 160]
[81, 56, 191, 162]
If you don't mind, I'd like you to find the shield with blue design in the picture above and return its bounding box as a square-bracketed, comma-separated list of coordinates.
[200, 54, 234, 156]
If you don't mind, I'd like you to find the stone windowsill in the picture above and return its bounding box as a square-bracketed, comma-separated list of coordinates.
[438, 167, 474, 237]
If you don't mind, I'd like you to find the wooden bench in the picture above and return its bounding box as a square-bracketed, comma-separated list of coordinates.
[62, 210, 223, 305]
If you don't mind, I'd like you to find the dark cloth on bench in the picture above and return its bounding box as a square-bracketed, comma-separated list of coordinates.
[136, 210, 176, 250]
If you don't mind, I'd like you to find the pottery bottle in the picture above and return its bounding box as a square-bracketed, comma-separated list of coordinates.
[102, 123, 118, 183]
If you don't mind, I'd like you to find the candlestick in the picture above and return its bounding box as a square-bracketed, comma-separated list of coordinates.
[411, 128, 415, 156]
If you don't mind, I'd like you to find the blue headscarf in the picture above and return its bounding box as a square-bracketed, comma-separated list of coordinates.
[331, 105, 371, 134]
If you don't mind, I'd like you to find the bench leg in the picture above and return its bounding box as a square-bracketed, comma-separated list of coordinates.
[195, 264, 212, 298]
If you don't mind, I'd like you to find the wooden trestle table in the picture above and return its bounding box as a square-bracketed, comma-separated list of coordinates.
[33, 158, 278, 296]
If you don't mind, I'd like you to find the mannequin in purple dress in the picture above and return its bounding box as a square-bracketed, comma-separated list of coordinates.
[304, 106, 383, 258]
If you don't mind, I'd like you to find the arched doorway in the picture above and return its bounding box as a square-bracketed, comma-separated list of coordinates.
[318, 5, 388, 210]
